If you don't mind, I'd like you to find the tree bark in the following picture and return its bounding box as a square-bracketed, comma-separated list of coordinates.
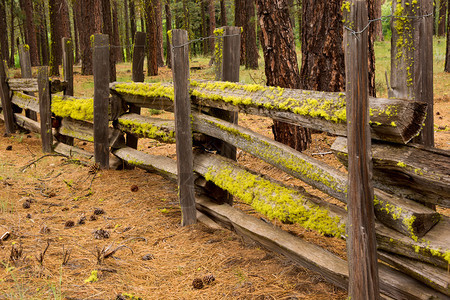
[438, 0, 447, 36]
[145, 0, 158, 76]
[368, 0, 377, 97]
[445, 0, 450, 72]
[129, 0, 136, 39]
[156, 1, 164, 67]
[220, 0, 227, 26]
[244, 0, 258, 69]
[124, 0, 131, 61]
[79, 0, 96, 75]
[8, 0, 15, 67]
[375, 0, 384, 41]
[36, 1, 49, 66]
[235, 0, 246, 64]
[112, 0, 122, 64]
[0, 0, 8, 61]
[208, 0, 216, 55]
[49, 0, 71, 76]
[20, 0, 39, 66]
[165, 1, 172, 67]
[73, 0, 81, 63]
[257, 0, 311, 151]
[100, 0, 116, 81]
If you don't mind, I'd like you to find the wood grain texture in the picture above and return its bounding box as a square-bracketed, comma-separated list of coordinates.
[37, 67, 53, 153]
[93, 34, 110, 169]
[117, 113, 175, 143]
[18, 45, 38, 121]
[62, 37, 74, 96]
[171, 29, 196, 226]
[0, 60, 14, 133]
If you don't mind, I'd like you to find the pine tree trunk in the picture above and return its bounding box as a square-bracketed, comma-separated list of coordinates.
[0, 0, 8, 61]
[208, 0, 216, 55]
[300, 0, 345, 92]
[9, 0, 15, 67]
[129, 0, 136, 39]
[73, 0, 81, 63]
[368, 0, 376, 97]
[235, 0, 246, 65]
[21, 0, 39, 66]
[438, 0, 447, 36]
[112, 0, 122, 64]
[49, 0, 61, 75]
[36, 1, 49, 66]
[220, 0, 227, 26]
[100, 0, 116, 81]
[445, 0, 450, 72]
[165, 1, 172, 68]
[244, 0, 258, 69]
[94, 0, 102, 33]
[375, 0, 384, 41]
[79, 0, 96, 75]
[257, 0, 311, 152]
[124, 0, 131, 61]
[156, 1, 164, 67]
[201, 1, 208, 54]
[145, 0, 158, 76]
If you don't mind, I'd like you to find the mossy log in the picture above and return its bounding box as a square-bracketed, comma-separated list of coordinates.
[8, 78, 67, 93]
[110, 81, 427, 144]
[11, 92, 39, 112]
[378, 251, 450, 296]
[192, 112, 440, 238]
[58, 117, 124, 148]
[332, 137, 450, 208]
[117, 113, 176, 143]
[196, 196, 448, 300]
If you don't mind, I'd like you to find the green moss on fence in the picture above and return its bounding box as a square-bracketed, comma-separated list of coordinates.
[51, 96, 94, 121]
[118, 118, 176, 143]
[114, 82, 175, 101]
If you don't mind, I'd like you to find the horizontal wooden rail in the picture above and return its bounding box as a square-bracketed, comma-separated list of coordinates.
[11, 91, 39, 112]
[8, 78, 67, 93]
[110, 81, 428, 144]
[332, 137, 450, 208]
[117, 113, 176, 143]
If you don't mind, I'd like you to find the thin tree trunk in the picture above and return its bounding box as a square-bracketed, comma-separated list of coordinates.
[124, 0, 131, 61]
[208, 0, 216, 54]
[79, 0, 96, 75]
[0, 0, 8, 61]
[36, 1, 49, 66]
[375, 0, 383, 41]
[9, 0, 15, 67]
[94, 0, 102, 33]
[244, 0, 258, 69]
[165, 1, 172, 68]
[257, 0, 311, 152]
[129, 0, 136, 39]
[438, 0, 447, 36]
[21, 0, 39, 66]
[445, 0, 450, 72]
[220, 0, 227, 26]
[235, 0, 246, 64]
[101, 0, 116, 81]
[73, 0, 81, 63]
[145, 0, 158, 76]
[49, 0, 61, 75]
[156, 1, 164, 66]
[112, 0, 122, 63]
[368, 0, 376, 97]
[201, 1, 208, 54]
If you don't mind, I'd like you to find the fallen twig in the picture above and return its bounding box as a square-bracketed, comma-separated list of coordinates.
[311, 151, 333, 156]
[35, 240, 50, 266]
[20, 154, 65, 172]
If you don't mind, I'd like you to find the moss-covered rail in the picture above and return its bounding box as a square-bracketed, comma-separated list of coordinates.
[110, 80, 428, 144]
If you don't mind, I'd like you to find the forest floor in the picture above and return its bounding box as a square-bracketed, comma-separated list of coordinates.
[0, 40, 449, 299]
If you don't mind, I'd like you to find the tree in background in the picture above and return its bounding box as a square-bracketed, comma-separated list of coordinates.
[438, 0, 447, 36]
[78, 0, 96, 75]
[8, 0, 15, 67]
[208, 0, 216, 54]
[19, 0, 39, 66]
[49, 0, 71, 76]
[145, 0, 158, 76]
[165, 0, 172, 67]
[235, 0, 246, 64]
[0, 0, 8, 61]
[36, 1, 49, 66]
[445, 0, 450, 72]
[257, 0, 311, 151]
[244, 0, 258, 69]
[220, 0, 227, 26]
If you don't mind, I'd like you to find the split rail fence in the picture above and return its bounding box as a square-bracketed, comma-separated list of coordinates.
[0, 3, 449, 299]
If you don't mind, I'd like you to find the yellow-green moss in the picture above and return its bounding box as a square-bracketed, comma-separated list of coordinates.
[84, 270, 98, 283]
[115, 82, 174, 101]
[204, 165, 345, 237]
[396, 161, 406, 168]
[118, 119, 176, 143]
[51, 96, 94, 121]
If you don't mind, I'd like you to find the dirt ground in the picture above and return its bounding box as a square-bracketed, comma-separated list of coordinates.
[0, 65, 448, 299]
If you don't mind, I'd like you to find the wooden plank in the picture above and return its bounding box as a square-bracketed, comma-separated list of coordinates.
[195, 196, 448, 300]
[11, 92, 39, 112]
[344, 2, 380, 297]
[37, 67, 53, 153]
[126, 32, 146, 150]
[171, 29, 196, 226]
[7, 78, 67, 94]
[331, 137, 450, 208]
[14, 113, 41, 133]
[0, 60, 15, 134]
[117, 113, 175, 143]
[62, 38, 74, 96]
[92, 34, 110, 169]
[390, 0, 434, 147]
[378, 251, 450, 296]
[110, 80, 427, 144]
[18, 45, 38, 121]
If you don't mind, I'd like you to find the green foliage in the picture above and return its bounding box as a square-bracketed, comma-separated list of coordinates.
[381, 1, 392, 39]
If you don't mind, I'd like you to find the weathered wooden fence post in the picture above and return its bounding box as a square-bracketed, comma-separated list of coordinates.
[171, 29, 196, 226]
[93, 34, 110, 169]
[37, 67, 53, 153]
[343, 1, 380, 299]
[62, 37, 74, 96]
[389, 0, 434, 147]
[126, 31, 146, 150]
[19, 45, 38, 121]
[0, 60, 15, 134]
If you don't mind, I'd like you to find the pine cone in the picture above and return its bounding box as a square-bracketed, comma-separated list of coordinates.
[192, 278, 204, 289]
[203, 273, 215, 285]
[89, 163, 100, 174]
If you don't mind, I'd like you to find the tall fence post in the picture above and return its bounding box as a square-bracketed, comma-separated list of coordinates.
[343, 1, 380, 299]
[93, 34, 110, 169]
[126, 31, 146, 150]
[171, 29, 196, 226]
[207, 26, 241, 205]
[389, 0, 434, 147]
[37, 67, 53, 153]
[19, 45, 38, 121]
[0, 60, 15, 134]
[62, 37, 74, 96]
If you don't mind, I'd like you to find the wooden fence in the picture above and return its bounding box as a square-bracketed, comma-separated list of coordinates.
[0, 6, 449, 300]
